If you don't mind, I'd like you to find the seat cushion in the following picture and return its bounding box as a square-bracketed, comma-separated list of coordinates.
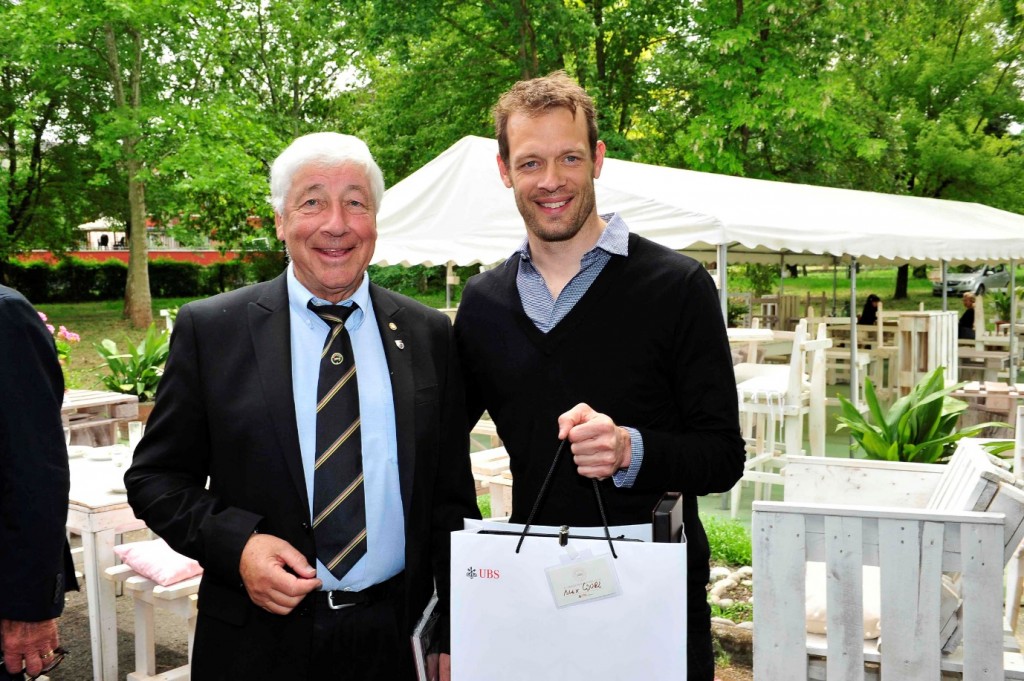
[805, 562, 960, 641]
[114, 538, 203, 586]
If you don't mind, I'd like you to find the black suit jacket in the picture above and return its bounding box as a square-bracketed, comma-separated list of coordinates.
[0, 285, 77, 624]
[124, 274, 478, 678]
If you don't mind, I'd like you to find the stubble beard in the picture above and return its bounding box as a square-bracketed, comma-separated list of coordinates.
[516, 184, 597, 244]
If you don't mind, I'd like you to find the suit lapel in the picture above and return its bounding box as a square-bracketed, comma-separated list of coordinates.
[369, 284, 415, 520]
[249, 275, 308, 509]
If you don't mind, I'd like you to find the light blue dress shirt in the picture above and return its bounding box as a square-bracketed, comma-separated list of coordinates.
[515, 213, 644, 488]
[286, 264, 405, 591]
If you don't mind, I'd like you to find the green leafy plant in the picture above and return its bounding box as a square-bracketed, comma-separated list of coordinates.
[836, 366, 1007, 463]
[989, 286, 1022, 321]
[702, 513, 752, 566]
[727, 298, 750, 327]
[94, 323, 171, 402]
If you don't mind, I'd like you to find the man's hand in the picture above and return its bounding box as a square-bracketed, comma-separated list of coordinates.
[1, 618, 59, 678]
[557, 403, 631, 479]
[239, 533, 321, 615]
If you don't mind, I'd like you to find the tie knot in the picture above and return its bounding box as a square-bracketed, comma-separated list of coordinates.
[308, 301, 359, 328]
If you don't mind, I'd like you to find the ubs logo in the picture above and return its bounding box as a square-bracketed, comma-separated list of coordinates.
[466, 567, 500, 580]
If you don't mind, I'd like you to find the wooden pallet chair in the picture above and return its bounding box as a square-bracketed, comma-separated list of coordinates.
[1003, 405, 1024, 631]
[753, 440, 1024, 680]
[103, 564, 200, 681]
[730, 321, 830, 517]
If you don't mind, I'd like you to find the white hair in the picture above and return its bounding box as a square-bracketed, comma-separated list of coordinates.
[268, 132, 385, 213]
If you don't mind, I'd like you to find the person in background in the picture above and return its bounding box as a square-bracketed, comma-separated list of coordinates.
[858, 294, 881, 325]
[125, 132, 479, 680]
[454, 71, 745, 680]
[0, 285, 78, 680]
[959, 291, 977, 339]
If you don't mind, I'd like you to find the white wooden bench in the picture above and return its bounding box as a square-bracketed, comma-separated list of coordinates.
[104, 564, 199, 681]
[753, 441, 1024, 680]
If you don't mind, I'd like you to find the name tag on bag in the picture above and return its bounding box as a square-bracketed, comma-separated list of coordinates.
[546, 550, 621, 608]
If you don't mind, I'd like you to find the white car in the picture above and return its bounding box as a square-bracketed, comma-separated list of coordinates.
[932, 263, 1010, 296]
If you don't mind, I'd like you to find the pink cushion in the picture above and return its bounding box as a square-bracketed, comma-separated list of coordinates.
[114, 539, 203, 586]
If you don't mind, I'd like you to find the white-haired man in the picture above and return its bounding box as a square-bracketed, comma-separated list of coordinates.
[126, 132, 478, 680]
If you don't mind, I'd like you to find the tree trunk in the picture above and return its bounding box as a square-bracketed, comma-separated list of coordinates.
[894, 264, 909, 299]
[124, 151, 152, 326]
[105, 23, 152, 327]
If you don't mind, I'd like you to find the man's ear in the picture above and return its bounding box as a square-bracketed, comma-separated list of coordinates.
[496, 154, 513, 189]
[592, 140, 607, 180]
[274, 213, 285, 240]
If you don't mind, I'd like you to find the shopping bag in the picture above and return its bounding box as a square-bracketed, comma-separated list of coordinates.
[450, 518, 687, 680]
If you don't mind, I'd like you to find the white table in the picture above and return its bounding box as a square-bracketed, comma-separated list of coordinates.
[67, 451, 146, 681]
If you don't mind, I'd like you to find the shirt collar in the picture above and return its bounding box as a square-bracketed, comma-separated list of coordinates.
[286, 262, 371, 328]
[515, 212, 629, 263]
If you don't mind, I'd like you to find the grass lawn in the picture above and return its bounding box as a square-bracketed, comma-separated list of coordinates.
[41, 264, 974, 391]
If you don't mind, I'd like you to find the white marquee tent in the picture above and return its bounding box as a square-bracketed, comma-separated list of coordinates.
[375, 135, 1024, 267]
[375, 135, 1024, 386]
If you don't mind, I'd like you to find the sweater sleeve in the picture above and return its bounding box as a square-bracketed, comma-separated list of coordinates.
[628, 265, 746, 496]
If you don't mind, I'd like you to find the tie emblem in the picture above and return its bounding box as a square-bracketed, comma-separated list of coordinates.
[331, 352, 344, 365]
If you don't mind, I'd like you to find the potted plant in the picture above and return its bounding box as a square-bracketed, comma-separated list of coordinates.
[38, 311, 81, 389]
[836, 366, 1008, 463]
[989, 286, 1022, 324]
[95, 323, 171, 417]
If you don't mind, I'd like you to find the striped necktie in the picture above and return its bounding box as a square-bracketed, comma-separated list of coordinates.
[308, 301, 367, 580]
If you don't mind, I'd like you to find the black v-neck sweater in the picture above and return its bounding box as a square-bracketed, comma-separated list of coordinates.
[455, 233, 745, 589]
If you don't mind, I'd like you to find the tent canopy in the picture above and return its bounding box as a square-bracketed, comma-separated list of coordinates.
[375, 135, 1024, 267]
[78, 216, 125, 232]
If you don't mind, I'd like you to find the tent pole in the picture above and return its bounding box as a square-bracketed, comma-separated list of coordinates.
[849, 257, 859, 458]
[718, 244, 729, 323]
[779, 254, 785, 296]
[445, 261, 453, 309]
[832, 259, 838, 316]
[1011, 259, 1018, 384]
[940, 259, 948, 311]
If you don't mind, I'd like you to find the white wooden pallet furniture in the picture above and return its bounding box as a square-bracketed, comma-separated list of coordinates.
[730, 321, 830, 517]
[753, 441, 1024, 680]
[469, 446, 512, 518]
[103, 564, 199, 681]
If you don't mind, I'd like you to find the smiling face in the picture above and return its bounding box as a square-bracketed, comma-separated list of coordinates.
[275, 162, 377, 303]
[497, 107, 606, 246]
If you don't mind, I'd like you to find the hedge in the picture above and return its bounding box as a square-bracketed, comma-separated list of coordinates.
[3, 253, 287, 303]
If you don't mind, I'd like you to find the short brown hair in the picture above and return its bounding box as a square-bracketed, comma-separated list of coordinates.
[493, 71, 598, 165]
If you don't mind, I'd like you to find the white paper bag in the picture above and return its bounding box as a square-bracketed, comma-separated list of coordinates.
[451, 520, 687, 681]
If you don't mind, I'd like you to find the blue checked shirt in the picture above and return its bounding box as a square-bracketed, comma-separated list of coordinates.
[515, 213, 644, 487]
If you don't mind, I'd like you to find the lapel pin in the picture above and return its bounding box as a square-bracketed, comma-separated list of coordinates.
[388, 322, 398, 330]
[395, 340, 405, 350]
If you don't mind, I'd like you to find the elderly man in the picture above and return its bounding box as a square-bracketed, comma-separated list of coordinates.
[0, 286, 77, 680]
[454, 72, 745, 680]
[126, 132, 478, 680]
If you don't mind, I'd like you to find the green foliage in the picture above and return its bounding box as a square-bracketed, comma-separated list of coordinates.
[743, 264, 777, 297]
[727, 299, 750, 327]
[836, 366, 1007, 463]
[701, 514, 752, 566]
[94, 323, 171, 402]
[477, 494, 491, 519]
[989, 287, 1022, 321]
[710, 600, 754, 625]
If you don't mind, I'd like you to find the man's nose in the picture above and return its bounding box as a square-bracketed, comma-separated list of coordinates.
[537, 164, 566, 192]
[323, 203, 350, 233]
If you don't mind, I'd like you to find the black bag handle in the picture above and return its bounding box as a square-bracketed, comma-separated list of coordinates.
[515, 440, 618, 558]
